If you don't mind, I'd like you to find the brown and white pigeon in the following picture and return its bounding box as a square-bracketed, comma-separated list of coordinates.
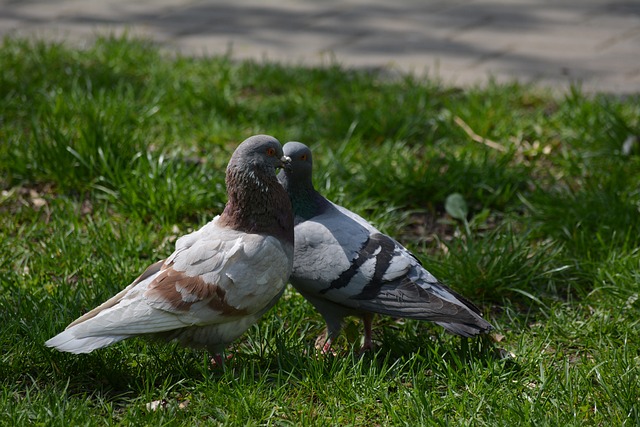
[277, 141, 492, 353]
[46, 135, 294, 364]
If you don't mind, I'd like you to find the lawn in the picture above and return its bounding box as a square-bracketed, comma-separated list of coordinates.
[1, 36, 639, 426]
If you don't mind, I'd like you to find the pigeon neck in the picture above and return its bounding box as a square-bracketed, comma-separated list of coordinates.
[219, 164, 294, 244]
[280, 173, 330, 220]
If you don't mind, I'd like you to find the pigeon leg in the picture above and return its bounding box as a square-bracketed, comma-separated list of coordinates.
[314, 329, 337, 355]
[321, 335, 335, 355]
[210, 352, 234, 368]
[210, 353, 225, 368]
[313, 311, 345, 355]
[360, 313, 374, 353]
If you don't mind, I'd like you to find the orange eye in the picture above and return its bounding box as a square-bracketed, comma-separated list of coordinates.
[266, 147, 276, 156]
[300, 154, 307, 161]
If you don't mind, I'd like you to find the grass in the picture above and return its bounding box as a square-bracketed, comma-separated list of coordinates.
[1, 35, 639, 425]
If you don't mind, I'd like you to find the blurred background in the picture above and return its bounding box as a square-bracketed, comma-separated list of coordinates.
[1, 0, 639, 94]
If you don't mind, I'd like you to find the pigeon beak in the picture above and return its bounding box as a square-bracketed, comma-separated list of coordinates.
[280, 155, 292, 171]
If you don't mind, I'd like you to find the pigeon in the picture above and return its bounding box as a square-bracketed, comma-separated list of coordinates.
[46, 135, 295, 364]
[277, 141, 492, 353]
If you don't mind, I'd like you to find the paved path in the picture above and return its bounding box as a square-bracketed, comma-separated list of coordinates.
[1, 0, 639, 94]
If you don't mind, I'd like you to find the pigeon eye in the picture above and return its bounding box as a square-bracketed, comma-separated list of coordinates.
[300, 154, 307, 161]
[266, 147, 276, 157]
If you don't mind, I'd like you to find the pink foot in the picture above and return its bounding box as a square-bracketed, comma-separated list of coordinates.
[210, 353, 233, 368]
[314, 332, 337, 356]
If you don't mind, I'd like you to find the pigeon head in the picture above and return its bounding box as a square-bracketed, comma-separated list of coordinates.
[280, 141, 313, 182]
[220, 135, 294, 243]
[228, 134, 291, 173]
[278, 141, 331, 220]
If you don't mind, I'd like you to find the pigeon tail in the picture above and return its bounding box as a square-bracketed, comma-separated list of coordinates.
[45, 329, 128, 354]
[436, 319, 493, 337]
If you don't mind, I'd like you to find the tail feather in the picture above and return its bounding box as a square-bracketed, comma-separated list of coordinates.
[45, 293, 188, 354]
[436, 319, 493, 337]
[45, 328, 129, 354]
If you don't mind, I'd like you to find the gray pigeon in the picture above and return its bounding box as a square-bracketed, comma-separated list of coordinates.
[278, 141, 492, 353]
[46, 135, 294, 364]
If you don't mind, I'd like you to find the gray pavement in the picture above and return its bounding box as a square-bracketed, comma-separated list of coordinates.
[1, 0, 639, 94]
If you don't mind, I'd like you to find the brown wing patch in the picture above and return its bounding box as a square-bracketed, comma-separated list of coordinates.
[134, 259, 165, 285]
[145, 267, 248, 316]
